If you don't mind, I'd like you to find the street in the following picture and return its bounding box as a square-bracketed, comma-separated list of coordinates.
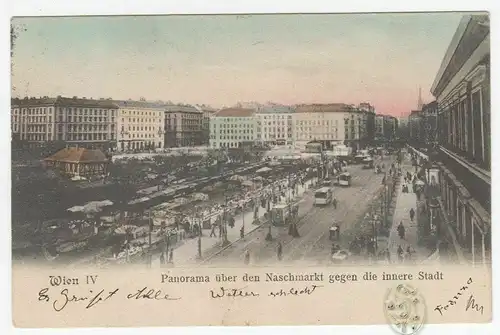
[205, 160, 389, 266]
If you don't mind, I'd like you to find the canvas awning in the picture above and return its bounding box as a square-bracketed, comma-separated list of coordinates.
[256, 167, 272, 173]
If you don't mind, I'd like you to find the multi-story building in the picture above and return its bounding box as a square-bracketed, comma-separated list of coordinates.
[429, 14, 490, 264]
[397, 116, 410, 141]
[409, 109, 424, 146]
[383, 115, 398, 142]
[164, 105, 203, 147]
[375, 114, 385, 141]
[209, 108, 256, 149]
[357, 102, 376, 146]
[11, 97, 57, 145]
[11, 96, 118, 151]
[114, 100, 165, 151]
[293, 104, 347, 149]
[255, 105, 294, 146]
[200, 105, 217, 145]
[421, 101, 438, 145]
[293, 103, 375, 150]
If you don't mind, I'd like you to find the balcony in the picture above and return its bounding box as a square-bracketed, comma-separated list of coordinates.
[437, 146, 490, 214]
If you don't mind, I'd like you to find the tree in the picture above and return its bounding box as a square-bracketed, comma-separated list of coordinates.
[10, 23, 26, 58]
[11, 22, 27, 92]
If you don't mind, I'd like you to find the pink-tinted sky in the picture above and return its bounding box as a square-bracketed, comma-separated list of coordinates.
[11, 13, 463, 116]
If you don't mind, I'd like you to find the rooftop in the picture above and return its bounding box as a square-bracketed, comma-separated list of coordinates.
[12, 96, 118, 109]
[294, 103, 353, 113]
[113, 100, 169, 109]
[256, 105, 294, 114]
[11, 96, 214, 112]
[164, 104, 200, 113]
[44, 147, 109, 163]
[12, 97, 58, 107]
[214, 108, 255, 117]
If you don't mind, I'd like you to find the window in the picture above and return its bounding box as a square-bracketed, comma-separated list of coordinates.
[471, 90, 483, 162]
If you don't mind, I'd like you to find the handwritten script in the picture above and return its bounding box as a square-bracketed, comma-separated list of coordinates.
[434, 277, 486, 316]
[465, 295, 484, 315]
[38, 287, 180, 312]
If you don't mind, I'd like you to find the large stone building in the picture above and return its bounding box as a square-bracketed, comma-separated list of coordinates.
[409, 109, 424, 145]
[11, 96, 118, 151]
[209, 108, 256, 149]
[255, 105, 294, 146]
[429, 14, 490, 265]
[114, 100, 165, 151]
[200, 106, 217, 145]
[421, 101, 438, 145]
[293, 103, 375, 150]
[375, 114, 385, 141]
[383, 115, 398, 142]
[293, 104, 348, 149]
[164, 105, 203, 147]
[374, 114, 398, 143]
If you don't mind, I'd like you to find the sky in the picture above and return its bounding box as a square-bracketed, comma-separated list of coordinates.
[11, 13, 464, 116]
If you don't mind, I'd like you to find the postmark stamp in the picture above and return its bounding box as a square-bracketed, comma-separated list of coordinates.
[384, 284, 426, 335]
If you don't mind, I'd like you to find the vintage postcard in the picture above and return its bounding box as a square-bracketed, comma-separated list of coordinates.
[11, 12, 492, 331]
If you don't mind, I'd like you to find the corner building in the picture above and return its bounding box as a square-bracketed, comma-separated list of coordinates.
[11, 96, 118, 151]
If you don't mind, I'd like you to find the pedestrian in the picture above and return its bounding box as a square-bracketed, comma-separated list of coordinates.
[218, 222, 223, 238]
[160, 252, 165, 267]
[210, 223, 217, 237]
[397, 222, 406, 240]
[409, 208, 415, 222]
[240, 226, 245, 239]
[331, 243, 339, 255]
[406, 246, 413, 261]
[244, 250, 251, 265]
[165, 248, 172, 264]
[397, 245, 404, 263]
[332, 198, 338, 209]
[277, 242, 283, 261]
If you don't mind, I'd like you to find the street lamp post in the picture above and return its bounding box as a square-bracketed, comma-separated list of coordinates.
[157, 129, 165, 149]
[265, 186, 274, 241]
[221, 196, 230, 247]
[287, 173, 292, 204]
[120, 130, 130, 152]
[148, 209, 153, 268]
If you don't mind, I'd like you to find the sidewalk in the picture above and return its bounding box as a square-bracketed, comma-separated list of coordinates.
[151, 178, 315, 267]
[388, 153, 432, 263]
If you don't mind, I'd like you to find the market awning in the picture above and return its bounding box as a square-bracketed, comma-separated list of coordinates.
[256, 167, 272, 173]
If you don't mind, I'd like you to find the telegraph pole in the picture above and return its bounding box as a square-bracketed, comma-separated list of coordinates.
[197, 207, 202, 259]
[148, 209, 152, 268]
[221, 195, 230, 247]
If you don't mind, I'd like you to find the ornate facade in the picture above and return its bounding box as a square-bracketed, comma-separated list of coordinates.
[430, 14, 490, 265]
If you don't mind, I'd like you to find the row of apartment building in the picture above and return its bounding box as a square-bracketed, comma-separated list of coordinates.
[408, 14, 490, 265]
[11, 97, 398, 152]
[209, 103, 398, 150]
[11, 97, 216, 151]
